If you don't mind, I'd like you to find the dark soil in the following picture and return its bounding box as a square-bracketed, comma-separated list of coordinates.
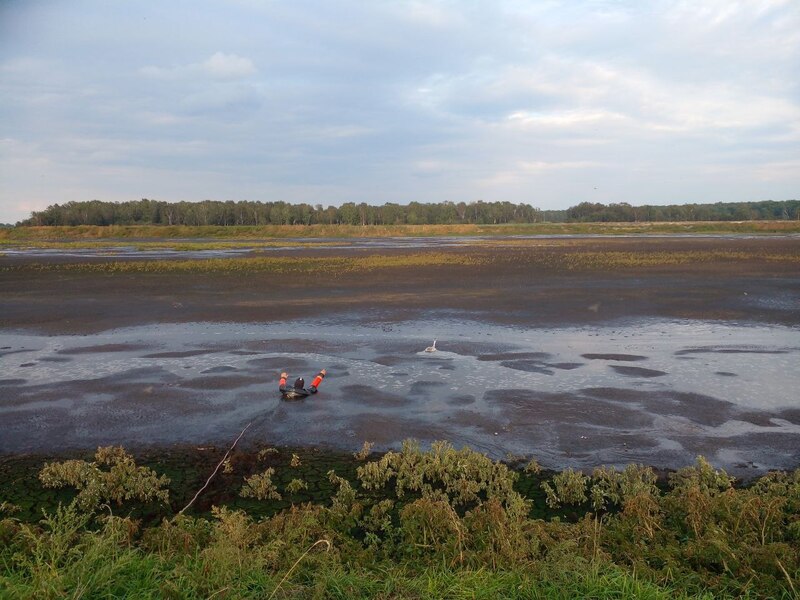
[2, 237, 799, 333]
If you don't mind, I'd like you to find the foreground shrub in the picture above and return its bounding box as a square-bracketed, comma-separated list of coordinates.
[240, 467, 282, 501]
[38, 446, 170, 511]
[357, 439, 521, 509]
[2, 442, 797, 598]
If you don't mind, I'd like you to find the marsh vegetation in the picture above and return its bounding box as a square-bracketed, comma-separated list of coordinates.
[3, 242, 798, 276]
[1, 441, 798, 598]
[3, 219, 800, 248]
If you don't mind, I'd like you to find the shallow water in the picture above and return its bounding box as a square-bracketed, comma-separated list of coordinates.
[3, 232, 798, 260]
[1, 318, 798, 475]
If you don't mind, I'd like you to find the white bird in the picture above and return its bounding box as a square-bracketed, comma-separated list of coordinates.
[424, 340, 437, 353]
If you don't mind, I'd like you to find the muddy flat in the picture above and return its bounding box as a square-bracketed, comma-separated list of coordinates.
[1, 235, 799, 476]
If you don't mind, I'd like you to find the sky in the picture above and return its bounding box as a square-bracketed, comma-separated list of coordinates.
[1, 1, 799, 223]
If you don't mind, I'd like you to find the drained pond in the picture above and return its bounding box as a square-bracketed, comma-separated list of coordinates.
[2, 317, 798, 477]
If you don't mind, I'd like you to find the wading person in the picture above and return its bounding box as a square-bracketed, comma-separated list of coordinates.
[279, 369, 326, 400]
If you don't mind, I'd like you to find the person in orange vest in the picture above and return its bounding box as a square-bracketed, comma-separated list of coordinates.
[279, 369, 326, 399]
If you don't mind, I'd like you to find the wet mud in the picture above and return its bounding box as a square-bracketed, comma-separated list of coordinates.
[609, 365, 668, 378]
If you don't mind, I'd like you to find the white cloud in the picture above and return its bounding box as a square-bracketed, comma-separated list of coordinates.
[315, 125, 373, 139]
[668, 0, 792, 29]
[0, 138, 51, 170]
[475, 160, 607, 187]
[0, 56, 51, 74]
[662, 0, 800, 64]
[507, 109, 628, 128]
[139, 52, 256, 81]
[137, 111, 187, 126]
[138, 65, 172, 79]
[180, 84, 262, 116]
[755, 160, 800, 182]
[202, 52, 256, 79]
[517, 160, 606, 172]
[2, 0, 799, 222]
[397, 1, 463, 28]
[411, 159, 462, 177]
[421, 55, 800, 140]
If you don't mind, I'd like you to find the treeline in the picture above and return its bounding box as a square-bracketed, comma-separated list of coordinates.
[17, 198, 800, 227]
[18, 199, 550, 227]
[567, 199, 800, 222]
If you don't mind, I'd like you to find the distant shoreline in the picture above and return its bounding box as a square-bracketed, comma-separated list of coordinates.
[2, 220, 800, 242]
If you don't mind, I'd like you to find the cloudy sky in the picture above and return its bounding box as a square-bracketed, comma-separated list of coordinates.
[1, 0, 798, 223]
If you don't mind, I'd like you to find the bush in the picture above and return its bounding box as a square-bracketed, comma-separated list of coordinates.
[1, 441, 797, 598]
[38, 446, 170, 511]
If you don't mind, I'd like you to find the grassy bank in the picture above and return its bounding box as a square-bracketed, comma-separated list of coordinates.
[1, 441, 798, 598]
[2, 220, 800, 243]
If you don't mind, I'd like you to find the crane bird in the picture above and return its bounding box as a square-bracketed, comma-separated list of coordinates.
[424, 340, 437, 353]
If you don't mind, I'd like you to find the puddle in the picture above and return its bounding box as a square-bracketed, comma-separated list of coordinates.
[1, 318, 798, 474]
[4, 232, 799, 260]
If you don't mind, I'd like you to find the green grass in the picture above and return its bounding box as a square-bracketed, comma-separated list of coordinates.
[0, 550, 709, 599]
[0, 513, 714, 600]
[2, 444, 798, 599]
[288, 564, 710, 599]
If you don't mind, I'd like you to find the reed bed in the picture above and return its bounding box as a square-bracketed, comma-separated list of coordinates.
[3, 220, 800, 243]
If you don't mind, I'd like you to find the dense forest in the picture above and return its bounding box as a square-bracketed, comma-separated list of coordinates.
[19, 199, 548, 227]
[16, 198, 800, 227]
[566, 199, 800, 222]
